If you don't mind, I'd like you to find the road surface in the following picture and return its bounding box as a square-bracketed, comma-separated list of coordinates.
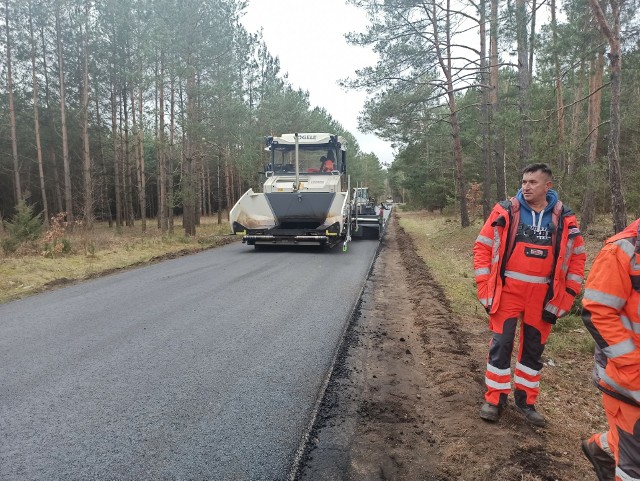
[0, 238, 380, 481]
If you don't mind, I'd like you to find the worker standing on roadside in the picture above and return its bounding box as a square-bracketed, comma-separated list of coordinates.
[473, 163, 586, 426]
[581, 218, 640, 481]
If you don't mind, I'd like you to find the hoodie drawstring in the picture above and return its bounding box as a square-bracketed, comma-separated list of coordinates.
[532, 210, 544, 232]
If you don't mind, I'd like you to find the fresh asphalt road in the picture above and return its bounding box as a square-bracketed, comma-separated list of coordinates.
[0, 238, 380, 481]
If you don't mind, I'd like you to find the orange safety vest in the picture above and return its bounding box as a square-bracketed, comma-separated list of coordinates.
[582, 219, 640, 407]
[473, 197, 586, 319]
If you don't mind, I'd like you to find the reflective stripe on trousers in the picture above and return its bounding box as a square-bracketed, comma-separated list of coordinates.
[484, 278, 552, 406]
[592, 394, 640, 481]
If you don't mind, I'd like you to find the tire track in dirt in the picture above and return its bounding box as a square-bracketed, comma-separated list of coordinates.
[297, 214, 584, 481]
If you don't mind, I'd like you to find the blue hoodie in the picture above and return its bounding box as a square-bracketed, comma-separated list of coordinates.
[515, 189, 559, 243]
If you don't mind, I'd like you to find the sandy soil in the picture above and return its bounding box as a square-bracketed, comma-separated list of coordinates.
[297, 214, 604, 481]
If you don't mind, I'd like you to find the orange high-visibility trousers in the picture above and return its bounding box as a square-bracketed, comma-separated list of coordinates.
[484, 278, 552, 407]
[587, 394, 640, 480]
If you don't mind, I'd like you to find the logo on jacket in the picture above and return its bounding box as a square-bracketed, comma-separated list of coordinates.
[525, 246, 549, 258]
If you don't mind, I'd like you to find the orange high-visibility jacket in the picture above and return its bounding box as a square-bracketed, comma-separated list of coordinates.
[473, 198, 586, 318]
[582, 219, 640, 406]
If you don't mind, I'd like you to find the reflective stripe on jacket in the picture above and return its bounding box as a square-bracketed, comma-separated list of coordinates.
[582, 219, 640, 406]
[473, 197, 586, 317]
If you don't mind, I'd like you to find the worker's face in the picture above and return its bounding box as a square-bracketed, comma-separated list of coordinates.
[521, 170, 552, 206]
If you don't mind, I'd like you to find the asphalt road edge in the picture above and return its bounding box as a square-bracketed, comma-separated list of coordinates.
[286, 220, 388, 481]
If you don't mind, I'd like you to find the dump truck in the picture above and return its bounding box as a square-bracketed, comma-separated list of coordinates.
[230, 133, 353, 250]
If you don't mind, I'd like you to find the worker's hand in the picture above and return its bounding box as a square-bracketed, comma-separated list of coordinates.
[542, 310, 558, 324]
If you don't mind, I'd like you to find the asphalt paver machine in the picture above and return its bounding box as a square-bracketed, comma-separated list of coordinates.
[230, 133, 353, 250]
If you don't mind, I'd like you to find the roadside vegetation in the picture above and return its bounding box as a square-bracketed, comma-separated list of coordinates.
[0, 209, 235, 304]
[397, 208, 614, 359]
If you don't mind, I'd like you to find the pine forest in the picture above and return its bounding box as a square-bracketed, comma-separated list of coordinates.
[0, 0, 639, 238]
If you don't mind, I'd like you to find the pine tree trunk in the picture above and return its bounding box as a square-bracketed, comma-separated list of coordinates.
[580, 51, 605, 232]
[111, 85, 122, 228]
[516, 0, 531, 170]
[206, 163, 212, 216]
[131, 88, 146, 232]
[587, 53, 604, 166]
[590, 0, 627, 232]
[169, 74, 176, 233]
[568, 61, 585, 176]
[183, 66, 197, 237]
[480, 0, 492, 220]
[490, 0, 506, 200]
[81, 5, 93, 228]
[40, 25, 57, 214]
[123, 85, 134, 227]
[605, 33, 626, 232]
[29, 1, 48, 225]
[56, 7, 73, 222]
[195, 71, 202, 227]
[439, 0, 469, 227]
[225, 153, 231, 216]
[95, 95, 112, 227]
[50, 152, 64, 214]
[6, 0, 22, 203]
[139, 91, 146, 231]
[158, 51, 168, 233]
[216, 154, 222, 224]
[551, 0, 566, 175]
[528, 0, 536, 86]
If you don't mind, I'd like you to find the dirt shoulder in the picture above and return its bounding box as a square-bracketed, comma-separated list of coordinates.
[297, 213, 604, 480]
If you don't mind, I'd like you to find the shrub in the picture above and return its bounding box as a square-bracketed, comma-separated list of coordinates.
[1, 237, 20, 254]
[43, 238, 72, 258]
[41, 212, 73, 258]
[3, 200, 43, 244]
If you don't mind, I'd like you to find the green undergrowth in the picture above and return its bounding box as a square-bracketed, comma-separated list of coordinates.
[546, 314, 595, 355]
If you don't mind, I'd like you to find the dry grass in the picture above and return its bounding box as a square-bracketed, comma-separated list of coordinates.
[0, 216, 237, 304]
[396, 209, 610, 358]
[397, 210, 482, 318]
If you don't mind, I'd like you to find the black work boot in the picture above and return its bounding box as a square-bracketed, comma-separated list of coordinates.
[514, 403, 546, 427]
[479, 402, 503, 422]
[581, 439, 615, 481]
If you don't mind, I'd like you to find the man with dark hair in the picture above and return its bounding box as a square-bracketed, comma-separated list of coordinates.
[321, 151, 335, 172]
[473, 163, 586, 426]
[581, 217, 640, 481]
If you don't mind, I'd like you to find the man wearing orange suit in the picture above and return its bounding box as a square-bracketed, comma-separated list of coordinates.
[473, 163, 586, 426]
[581, 218, 640, 481]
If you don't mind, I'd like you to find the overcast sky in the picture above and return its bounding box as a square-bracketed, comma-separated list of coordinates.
[240, 0, 395, 166]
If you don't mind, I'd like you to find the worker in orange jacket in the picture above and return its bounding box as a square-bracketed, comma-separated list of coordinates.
[473, 163, 586, 426]
[581, 218, 640, 481]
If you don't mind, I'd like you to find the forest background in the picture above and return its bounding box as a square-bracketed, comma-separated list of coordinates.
[0, 0, 639, 244]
